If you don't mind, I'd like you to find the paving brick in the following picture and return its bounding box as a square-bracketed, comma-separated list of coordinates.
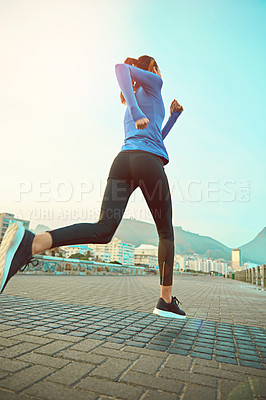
[14, 334, 53, 345]
[131, 355, 164, 374]
[106, 336, 125, 344]
[168, 348, 189, 356]
[195, 341, 215, 349]
[92, 347, 139, 361]
[191, 351, 212, 360]
[44, 333, 83, 342]
[122, 346, 169, 358]
[77, 375, 144, 399]
[133, 336, 151, 343]
[215, 349, 236, 357]
[239, 360, 264, 369]
[219, 379, 253, 400]
[250, 376, 266, 398]
[0, 328, 29, 337]
[0, 325, 12, 331]
[25, 330, 50, 337]
[125, 340, 146, 348]
[192, 345, 213, 354]
[163, 354, 192, 370]
[1, 275, 266, 399]
[0, 342, 40, 358]
[56, 349, 107, 364]
[238, 347, 258, 356]
[0, 365, 54, 392]
[17, 352, 70, 368]
[146, 344, 168, 352]
[192, 365, 247, 381]
[0, 389, 33, 400]
[182, 383, 216, 400]
[0, 370, 10, 379]
[91, 358, 132, 380]
[34, 340, 72, 356]
[220, 362, 266, 377]
[0, 337, 20, 347]
[0, 356, 30, 372]
[101, 341, 124, 350]
[23, 380, 97, 400]
[120, 370, 183, 393]
[215, 355, 238, 365]
[236, 343, 256, 350]
[142, 389, 178, 400]
[159, 367, 218, 388]
[69, 338, 102, 352]
[47, 361, 94, 385]
[239, 353, 261, 362]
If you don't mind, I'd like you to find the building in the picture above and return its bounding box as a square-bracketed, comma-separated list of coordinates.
[175, 254, 185, 271]
[60, 245, 94, 259]
[211, 259, 228, 275]
[90, 238, 135, 266]
[176, 253, 228, 274]
[134, 244, 158, 267]
[0, 212, 30, 242]
[231, 248, 241, 271]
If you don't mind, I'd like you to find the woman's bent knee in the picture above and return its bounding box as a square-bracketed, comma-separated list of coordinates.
[94, 218, 117, 244]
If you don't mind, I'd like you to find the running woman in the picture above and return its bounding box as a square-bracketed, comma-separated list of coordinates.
[0, 55, 186, 319]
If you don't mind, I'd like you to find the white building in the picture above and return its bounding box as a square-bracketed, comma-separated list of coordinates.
[134, 244, 158, 267]
[231, 248, 241, 271]
[61, 245, 94, 259]
[90, 238, 135, 266]
[210, 259, 227, 274]
[175, 254, 185, 271]
[181, 254, 228, 274]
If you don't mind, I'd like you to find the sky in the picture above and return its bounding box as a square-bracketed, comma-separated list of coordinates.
[0, 0, 265, 248]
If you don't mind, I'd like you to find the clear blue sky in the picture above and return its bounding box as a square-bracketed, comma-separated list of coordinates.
[0, 0, 265, 248]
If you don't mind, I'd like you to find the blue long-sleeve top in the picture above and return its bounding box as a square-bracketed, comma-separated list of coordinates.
[115, 63, 181, 165]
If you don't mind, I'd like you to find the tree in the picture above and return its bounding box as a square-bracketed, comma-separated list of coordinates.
[85, 250, 92, 259]
[94, 255, 103, 263]
[69, 253, 85, 260]
[45, 247, 61, 257]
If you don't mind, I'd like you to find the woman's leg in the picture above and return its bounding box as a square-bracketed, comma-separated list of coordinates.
[32, 178, 137, 254]
[32, 153, 137, 254]
[0, 153, 138, 294]
[130, 153, 174, 303]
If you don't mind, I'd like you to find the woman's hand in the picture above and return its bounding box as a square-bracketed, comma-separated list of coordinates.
[170, 99, 183, 115]
[135, 117, 149, 130]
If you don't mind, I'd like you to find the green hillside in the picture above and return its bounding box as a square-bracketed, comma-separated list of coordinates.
[115, 219, 231, 261]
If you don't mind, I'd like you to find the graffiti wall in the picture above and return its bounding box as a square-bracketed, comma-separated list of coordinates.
[21, 255, 146, 276]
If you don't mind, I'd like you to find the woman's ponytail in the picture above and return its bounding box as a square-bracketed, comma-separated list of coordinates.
[124, 57, 138, 66]
[120, 55, 158, 105]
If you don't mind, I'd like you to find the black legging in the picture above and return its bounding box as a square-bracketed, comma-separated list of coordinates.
[48, 150, 174, 286]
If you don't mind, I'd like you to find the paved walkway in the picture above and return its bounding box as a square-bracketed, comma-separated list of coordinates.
[0, 275, 265, 399]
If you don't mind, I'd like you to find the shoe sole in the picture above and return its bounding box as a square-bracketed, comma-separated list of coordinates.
[0, 222, 25, 293]
[153, 307, 187, 319]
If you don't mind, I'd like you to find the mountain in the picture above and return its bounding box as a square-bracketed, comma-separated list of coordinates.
[30, 219, 266, 264]
[115, 218, 232, 261]
[239, 227, 266, 265]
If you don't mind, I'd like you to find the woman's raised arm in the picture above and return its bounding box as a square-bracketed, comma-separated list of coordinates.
[115, 63, 162, 120]
[115, 64, 147, 123]
[162, 100, 183, 140]
[116, 64, 162, 94]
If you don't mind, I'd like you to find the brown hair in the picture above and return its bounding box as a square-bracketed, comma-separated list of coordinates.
[120, 55, 159, 105]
